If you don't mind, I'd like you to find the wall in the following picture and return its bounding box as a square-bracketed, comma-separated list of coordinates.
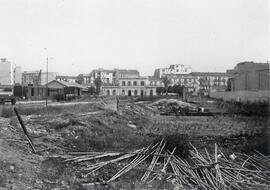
[14, 66, 22, 84]
[102, 86, 156, 96]
[209, 90, 270, 103]
[0, 60, 13, 85]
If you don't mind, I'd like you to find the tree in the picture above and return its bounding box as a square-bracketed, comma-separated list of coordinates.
[161, 75, 171, 95]
[76, 74, 84, 84]
[88, 86, 96, 95]
[94, 76, 102, 95]
[156, 87, 166, 95]
[172, 84, 184, 96]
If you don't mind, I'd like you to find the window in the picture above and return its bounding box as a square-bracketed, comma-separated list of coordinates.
[128, 81, 131, 86]
[176, 69, 179, 72]
[106, 90, 110, 96]
[134, 90, 138, 96]
[133, 81, 137, 86]
[112, 90, 116, 96]
[122, 90, 125, 95]
[31, 88, 34, 96]
[122, 81, 126, 86]
[141, 81, 145, 86]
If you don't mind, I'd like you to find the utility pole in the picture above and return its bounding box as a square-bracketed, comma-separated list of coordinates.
[45, 48, 48, 107]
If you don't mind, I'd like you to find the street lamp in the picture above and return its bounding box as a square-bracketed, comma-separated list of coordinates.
[44, 48, 53, 107]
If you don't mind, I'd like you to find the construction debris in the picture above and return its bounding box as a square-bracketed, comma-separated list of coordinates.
[62, 140, 270, 189]
[149, 98, 212, 116]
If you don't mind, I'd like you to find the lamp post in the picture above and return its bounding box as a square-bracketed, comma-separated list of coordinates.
[44, 48, 54, 107]
[44, 48, 48, 107]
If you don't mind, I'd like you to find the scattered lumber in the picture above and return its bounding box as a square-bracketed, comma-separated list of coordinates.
[62, 141, 270, 189]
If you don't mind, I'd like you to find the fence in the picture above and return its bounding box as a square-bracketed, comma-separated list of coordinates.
[209, 90, 270, 103]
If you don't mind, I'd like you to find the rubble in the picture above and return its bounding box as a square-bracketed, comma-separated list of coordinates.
[149, 98, 211, 116]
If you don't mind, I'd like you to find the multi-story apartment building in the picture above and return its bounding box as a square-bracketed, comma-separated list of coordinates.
[56, 75, 78, 83]
[22, 71, 58, 86]
[164, 72, 230, 95]
[154, 64, 192, 78]
[91, 69, 115, 85]
[0, 58, 14, 85]
[0, 58, 21, 85]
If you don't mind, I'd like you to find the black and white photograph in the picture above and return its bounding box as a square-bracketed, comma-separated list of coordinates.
[0, 0, 269, 189]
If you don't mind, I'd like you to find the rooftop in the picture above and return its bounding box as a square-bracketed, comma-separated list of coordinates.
[47, 80, 85, 88]
[116, 69, 139, 75]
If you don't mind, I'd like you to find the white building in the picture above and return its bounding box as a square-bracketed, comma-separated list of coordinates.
[102, 76, 158, 96]
[0, 58, 19, 85]
[154, 64, 192, 78]
[91, 69, 115, 84]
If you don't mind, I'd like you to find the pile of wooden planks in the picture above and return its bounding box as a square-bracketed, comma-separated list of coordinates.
[62, 140, 270, 189]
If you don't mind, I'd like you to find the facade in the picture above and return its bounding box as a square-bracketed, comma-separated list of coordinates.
[102, 75, 159, 96]
[23, 80, 84, 100]
[148, 77, 163, 87]
[14, 66, 22, 84]
[56, 75, 78, 83]
[154, 64, 192, 78]
[165, 72, 230, 95]
[56, 74, 93, 87]
[22, 71, 58, 86]
[166, 74, 199, 92]
[227, 62, 270, 91]
[91, 69, 115, 85]
[80, 74, 93, 86]
[0, 58, 21, 85]
[89, 68, 140, 86]
[113, 69, 140, 85]
[0, 58, 14, 85]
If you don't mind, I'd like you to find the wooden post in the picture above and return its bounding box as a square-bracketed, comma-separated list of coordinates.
[13, 107, 36, 153]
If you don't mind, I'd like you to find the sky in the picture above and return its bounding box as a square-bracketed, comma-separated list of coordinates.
[0, 0, 269, 76]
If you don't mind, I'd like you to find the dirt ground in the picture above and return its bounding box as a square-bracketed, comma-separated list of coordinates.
[0, 98, 269, 189]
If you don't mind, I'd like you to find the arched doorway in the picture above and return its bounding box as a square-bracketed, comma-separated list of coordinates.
[128, 90, 132, 96]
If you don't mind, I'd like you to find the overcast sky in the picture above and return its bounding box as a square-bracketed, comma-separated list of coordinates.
[0, 0, 269, 76]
